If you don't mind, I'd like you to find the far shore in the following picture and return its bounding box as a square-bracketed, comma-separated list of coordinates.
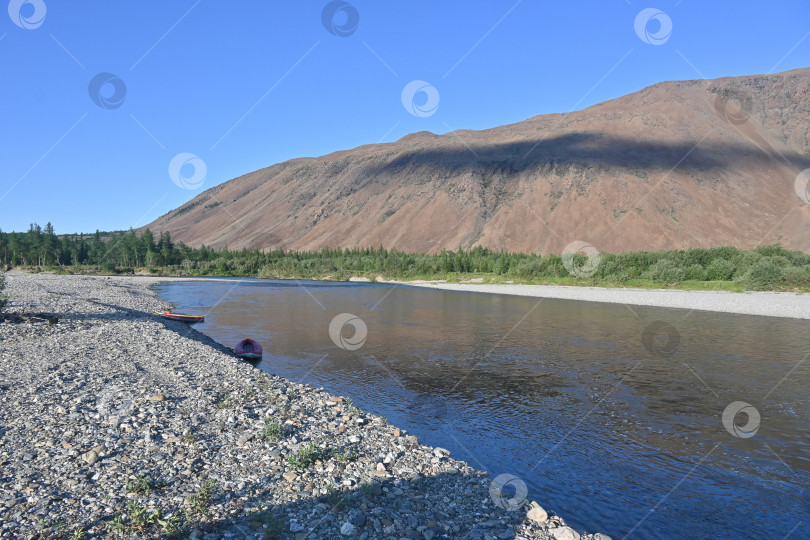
[377, 279, 810, 319]
[8, 268, 810, 319]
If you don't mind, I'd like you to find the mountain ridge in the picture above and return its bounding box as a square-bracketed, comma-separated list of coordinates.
[145, 67, 810, 255]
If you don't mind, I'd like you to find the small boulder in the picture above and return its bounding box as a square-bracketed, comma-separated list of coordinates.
[282, 471, 298, 482]
[526, 504, 548, 524]
[81, 450, 99, 466]
[550, 526, 580, 540]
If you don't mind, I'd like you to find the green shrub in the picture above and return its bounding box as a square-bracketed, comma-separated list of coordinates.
[643, 259, 686, 283]
[706, 258, 735, 281]
[731, 251, 763, 278]
[684, 264, 707, 281]
[738, 257, 783, 290]
[781, 266, 810, 288]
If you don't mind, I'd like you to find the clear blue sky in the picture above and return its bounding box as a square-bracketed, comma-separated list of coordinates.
[1, 0, 808, 234]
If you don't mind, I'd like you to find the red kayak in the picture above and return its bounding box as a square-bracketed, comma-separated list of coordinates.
[158, 310, 204, 323]
[235, 338, 263, 360]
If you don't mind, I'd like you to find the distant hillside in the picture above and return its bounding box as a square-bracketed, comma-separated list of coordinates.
[145, 68, 810, 254]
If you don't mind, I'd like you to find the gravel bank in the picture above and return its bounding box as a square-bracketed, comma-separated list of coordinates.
[0, 273, 606, 540]
[397, 282, 810, 319]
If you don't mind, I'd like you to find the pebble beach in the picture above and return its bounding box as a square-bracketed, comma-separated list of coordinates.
[395, 281, 810, 319]
[0, 273, 605, 540]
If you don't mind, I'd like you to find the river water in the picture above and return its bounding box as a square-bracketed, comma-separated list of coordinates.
[155, 278, 809, 539]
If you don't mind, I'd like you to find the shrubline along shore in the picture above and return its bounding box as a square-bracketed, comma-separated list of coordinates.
[0, 273, 609, 540]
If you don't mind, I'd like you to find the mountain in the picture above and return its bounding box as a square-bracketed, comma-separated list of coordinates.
[144, 68, 810, 255]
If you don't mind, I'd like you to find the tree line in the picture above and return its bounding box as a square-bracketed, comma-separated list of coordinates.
[2, 223, 810, 291]
[0, 223, 181, 269]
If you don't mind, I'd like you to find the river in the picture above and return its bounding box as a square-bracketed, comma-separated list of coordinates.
[155, 278, 809, 539]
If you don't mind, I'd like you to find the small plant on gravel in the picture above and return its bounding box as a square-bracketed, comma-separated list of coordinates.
[186, 479, 218, 517]
[336, 449, 358, 463]
[126, 475, 154, 494]
[262, 418, 283, 440]
[344, 397, 361, 416]
[109, 514, 131, 536]
[112, 500, 182, 537]
[250, 508, 285, 539]
[154, 511, 183, 536]
[328, 491, 349, 512]
[215, 394, 231, 409]
[37, 518, 69, 537]
[127, 500, 151, 533]
[286, 442, 329, 469]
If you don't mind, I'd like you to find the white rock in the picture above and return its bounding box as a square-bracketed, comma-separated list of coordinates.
[550, 526, 580, 540]
[340, 521, 357, 536]
[527, 504, 548, 523]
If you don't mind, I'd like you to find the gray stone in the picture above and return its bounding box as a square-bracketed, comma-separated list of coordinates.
[81, 450, 99, 465]
[340, 521, 358, 536]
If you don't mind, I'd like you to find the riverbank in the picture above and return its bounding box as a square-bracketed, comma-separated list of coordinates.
[0, 273, 605, 540]
[382, 280, 810, 320]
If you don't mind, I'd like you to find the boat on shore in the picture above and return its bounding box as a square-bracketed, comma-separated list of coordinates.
[158, 310, 205, 323]
[235, 338, 262, 360]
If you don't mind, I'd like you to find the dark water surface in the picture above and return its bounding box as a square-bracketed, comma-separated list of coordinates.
[155, 279, 809, 539]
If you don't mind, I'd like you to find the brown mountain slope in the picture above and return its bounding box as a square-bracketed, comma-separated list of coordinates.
[145, 68, 810, 255]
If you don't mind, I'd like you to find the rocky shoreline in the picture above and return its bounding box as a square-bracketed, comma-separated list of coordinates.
[0, 273, 607, 540]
